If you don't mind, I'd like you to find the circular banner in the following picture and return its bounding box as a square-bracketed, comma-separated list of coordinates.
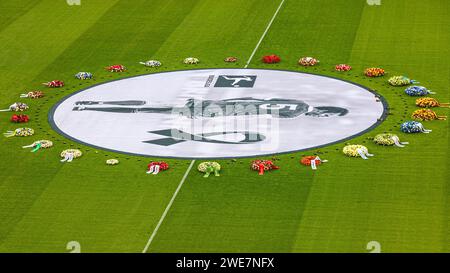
[50, 69, 387, 158]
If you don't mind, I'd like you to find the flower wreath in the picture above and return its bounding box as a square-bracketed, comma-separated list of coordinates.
[400, 121, 431, 134]
[61, 149, 82, 158]
[300, 156, 327, 169]
[20, 91, 44, 99]
[300, 156, 318, 166]
[0, 102, 29, 112]
[23, 140, 53, 152]
[224, 57, 238, 63]
[10, 114, 29, 123]
[60, 149, 82, 163]
[106, 159, 119, 165]
[411, 109, 446, 121]
[298, 57, 319, 66]
[251, 160, 278, 171]
[183, 57, 199, 64]
[198, 161, 221, 177]
[388, 76, 417, 86]
[251, 159, 279, 175]
[415, 97, 449, 108]
[4, 128, 34, 137]
[343, 145, 374, 159]
[373, 133, 409, 147]
[25, 140, 53, 148]
[198, 162, 221, 172]
[373, 133, 396, 146]
[146, 161, 169, 175]
[43, 80, 64, 88]
[262, 55, 281, 64]
[364, 68, 385, 77]
[335, 64, 352, 71]
[75, 72, 93, 80]
[148, 161, 169, 170]
[140, 60, 161, 67]
[106, 65, 126, 72]
[404, 86, 434, 96]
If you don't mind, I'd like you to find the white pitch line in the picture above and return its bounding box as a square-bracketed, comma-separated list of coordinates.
[142, 159, 196, 253]
[142, 0, 285, 253]
[244, 0, 286, 68]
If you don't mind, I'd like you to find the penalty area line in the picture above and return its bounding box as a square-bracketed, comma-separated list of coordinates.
[142, 0, 285, 253]
[142, 159, 196, 253]
[244, 0, 286, 68]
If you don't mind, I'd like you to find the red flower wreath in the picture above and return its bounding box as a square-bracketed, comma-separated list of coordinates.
[43, 80, 64, 88]
[106, 64, 126, 72]
[251, 159, 279, 175]
[335, 64, 352, 72]
[147, 161, 169, 171]
[300, 156, 321, 166]
[262, 55, 281, 64]
[10, 114, 29, 123]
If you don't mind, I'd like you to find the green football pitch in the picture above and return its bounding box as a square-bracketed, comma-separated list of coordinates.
[0, 0, 448, 253]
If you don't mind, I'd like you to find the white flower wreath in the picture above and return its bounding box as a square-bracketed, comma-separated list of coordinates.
[106, 159, 119, 165]
[60, 149, 82, 158]
[140, 60, 161, 67]
[4, 128, 34, 137]
[183, 57, 199, 64]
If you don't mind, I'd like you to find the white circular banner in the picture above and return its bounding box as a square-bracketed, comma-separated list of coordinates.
[50, 69, 387, 158]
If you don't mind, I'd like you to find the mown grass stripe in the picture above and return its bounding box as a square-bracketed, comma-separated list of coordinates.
[142, 0, 287, 253]
[244, 0, 286, 68]
[142, 160, 196, 253]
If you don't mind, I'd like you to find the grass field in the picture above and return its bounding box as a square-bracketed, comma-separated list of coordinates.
[0, 0, 448, 253]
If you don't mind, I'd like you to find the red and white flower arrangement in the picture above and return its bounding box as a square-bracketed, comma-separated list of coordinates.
[0, 102, 29, 112]
[43, 80, 64, 88]
[20, 91, 44, 99]
[298, 57, 319, 66]
[251, 159, 279, 175]
[335, 64, 352, 71]
[147, 161, 169, 175]
[224, 57, 238, 63]
[106, 64, 126, 72]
